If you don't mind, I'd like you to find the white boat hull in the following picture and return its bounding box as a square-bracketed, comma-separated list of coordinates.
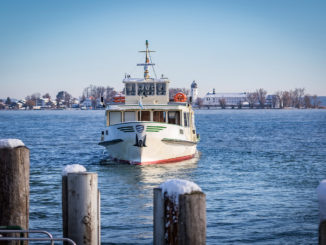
[100, 122, 197, 165]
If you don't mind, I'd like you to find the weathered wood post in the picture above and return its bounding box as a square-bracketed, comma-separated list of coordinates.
[62, 164, 100, 245]
[0, 139, 29, 245]
[317, 180, 326, 244]
[154, 179, 206, 245]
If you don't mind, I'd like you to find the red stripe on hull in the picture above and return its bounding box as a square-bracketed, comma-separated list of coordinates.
[113, 154, 195, 165]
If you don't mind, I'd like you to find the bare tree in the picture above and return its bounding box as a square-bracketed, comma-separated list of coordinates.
[5, 97, 11, 105]
[312, 95, 321, 108]
[82, 85, 117, 107]
[247, 92, 258, 108]
[271, 95, 278, 108]
[64, 92, 71, 107]
[282, 91, 291, 108]
[25, 99, 35, 109]
[31, 93, 41, 101]
[105, 86, 117, 103]
[56, 91, 72, 108]
[289, 88, 305, 108]
[256, 88, 267, 108]
[296, 88, 305, 108]
[275, 91, 284, 108]
[96, 86, 106, 98]
[42, 93, 51, 99]
[218, 98, 226, 109]
[24, 93, 41, 108]
[303, 95, 311, 108]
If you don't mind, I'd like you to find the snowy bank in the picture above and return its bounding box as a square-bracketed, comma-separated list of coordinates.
[62, 164, 87, 176]
[160, 179, 202, 203]
[0, 139, 25, 149]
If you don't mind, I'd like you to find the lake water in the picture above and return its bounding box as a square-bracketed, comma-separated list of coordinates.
[1, 109, 326, 244]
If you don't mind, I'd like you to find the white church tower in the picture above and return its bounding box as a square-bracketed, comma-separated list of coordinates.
[190, 80, 198, 106]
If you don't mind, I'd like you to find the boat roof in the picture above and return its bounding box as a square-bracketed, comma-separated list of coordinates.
[123, 78, 170, 83]
[205, 92, 247, 97]
[106, 102, 189, 111]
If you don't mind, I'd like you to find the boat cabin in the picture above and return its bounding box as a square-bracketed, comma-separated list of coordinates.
[105, 106, 193, 128]
[123, 77, 170, 105]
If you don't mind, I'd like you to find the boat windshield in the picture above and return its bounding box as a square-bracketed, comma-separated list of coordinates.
[153, 111, 166, 122]
[168, 111, 180, 125]
[138, 111, 150, 121]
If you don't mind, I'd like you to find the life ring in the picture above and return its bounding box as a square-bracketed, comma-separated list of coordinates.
[174, 92, 187, 102]
[113, 96, 125, 103]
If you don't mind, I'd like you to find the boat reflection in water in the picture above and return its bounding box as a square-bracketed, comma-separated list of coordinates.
[99, 151, 200, 189]
[98, 152, 200, 241]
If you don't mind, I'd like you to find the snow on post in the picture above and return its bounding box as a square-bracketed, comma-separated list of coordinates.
[159, 179, 202, 204]
[154, 179, 206, 245]
[0, 139, 25, 149]
[62, 164, 87, 176]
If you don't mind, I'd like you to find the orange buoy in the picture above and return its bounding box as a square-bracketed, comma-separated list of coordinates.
[113, 95, 125, 103]
[174, 92, 187, 102]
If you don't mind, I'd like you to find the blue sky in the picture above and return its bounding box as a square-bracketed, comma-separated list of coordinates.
[0, 0, 325, 99]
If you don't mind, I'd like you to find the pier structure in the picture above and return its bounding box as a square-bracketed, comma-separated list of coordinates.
[154, 179, 206, 245]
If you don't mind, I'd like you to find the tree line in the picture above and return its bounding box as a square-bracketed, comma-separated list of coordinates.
[245, 88, 321, 109]
[0, 85, 120, 110]
[195, 88, 322, 109]
[0, 86, 322, 110]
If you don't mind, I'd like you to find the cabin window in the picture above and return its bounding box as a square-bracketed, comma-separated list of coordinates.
[138, 111, 150, 121]
[168, 111, 180, 125]
[138, 83, 154, 96]
[124, 111, 136, 122]
[184, 112, 189, 127]
[153, 111, 166, 123]
[109, 111, 122, 125]
[156, 83, 166, 95]
[126, 83, 136, 95]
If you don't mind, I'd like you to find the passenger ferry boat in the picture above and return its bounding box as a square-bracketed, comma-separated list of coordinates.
[99, 41, 199, 165]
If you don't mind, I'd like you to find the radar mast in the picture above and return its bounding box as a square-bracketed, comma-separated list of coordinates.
[137, 40, 155, 79]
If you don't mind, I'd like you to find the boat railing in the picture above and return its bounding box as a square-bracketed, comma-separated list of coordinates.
[0, 229, 76, 245]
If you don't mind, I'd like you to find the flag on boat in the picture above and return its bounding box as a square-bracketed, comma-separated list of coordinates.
[139, 97, 144, 109]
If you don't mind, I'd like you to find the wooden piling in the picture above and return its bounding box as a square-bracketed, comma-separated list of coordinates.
[62, 175, 68, 244]
[153, 184, 206, 245]
[318, 180, 326, 245]
[178, 192, 206, 245]
[0, 142, 29, 245]
[320, 221, 326, 245]
[154, 188, 165, 245]
[62, 172, 100, 245]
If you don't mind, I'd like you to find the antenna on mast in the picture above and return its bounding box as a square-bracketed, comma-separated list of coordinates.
[137, 40, 155, 79]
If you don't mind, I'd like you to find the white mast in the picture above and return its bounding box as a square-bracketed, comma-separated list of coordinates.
[137, 40, 155, 79]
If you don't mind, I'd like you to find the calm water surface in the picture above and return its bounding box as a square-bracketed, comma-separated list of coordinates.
[1, 109, 326, 244]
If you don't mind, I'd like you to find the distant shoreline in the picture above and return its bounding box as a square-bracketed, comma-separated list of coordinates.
[1, 107, 326, 112]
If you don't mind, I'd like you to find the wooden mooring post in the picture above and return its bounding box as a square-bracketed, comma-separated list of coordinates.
[154, 179, 206, 245]
[317, 180, 326, 245]
[0, 139, 29, 245]
[62, 165, 100, 245]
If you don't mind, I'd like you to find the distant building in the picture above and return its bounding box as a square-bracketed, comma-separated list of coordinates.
[190, 80, 198, 106]
[35, 98, 45, 107]
[203, 89, 248, 108]
[81, 97, 102, 109]
[265, 95, 280, 108]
